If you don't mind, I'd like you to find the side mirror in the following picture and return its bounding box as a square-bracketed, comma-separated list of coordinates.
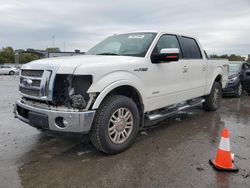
[151, 48, 180, 64]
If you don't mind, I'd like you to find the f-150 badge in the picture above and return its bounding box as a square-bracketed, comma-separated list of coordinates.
[134, 68, 148, 72]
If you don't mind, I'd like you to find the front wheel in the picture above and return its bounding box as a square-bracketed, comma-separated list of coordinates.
[90, 95, 139, 154]
[235, 82, 242, 97]
[203, 82, 222, 111]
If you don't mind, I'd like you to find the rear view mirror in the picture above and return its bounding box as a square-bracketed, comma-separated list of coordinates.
[151, 48, 180, 64]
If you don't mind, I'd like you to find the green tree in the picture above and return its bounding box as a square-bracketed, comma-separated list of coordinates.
[210, 54, 220, 58]
[209, 54, 245, 61]
[45, 48, 60, 53]
[210, 54, 229, 59]
[228, 54, 245, 61]
[0, 47, 15, 64]
[19, 53, 39, 64]
[221, 54, 229, 59]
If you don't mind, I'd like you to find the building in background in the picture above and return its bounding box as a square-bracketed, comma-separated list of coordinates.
[14, 49, 85, 64]
[45, 50, 85, 58]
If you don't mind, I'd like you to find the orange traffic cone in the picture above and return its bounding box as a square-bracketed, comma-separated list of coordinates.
[209, 128, 239, 172]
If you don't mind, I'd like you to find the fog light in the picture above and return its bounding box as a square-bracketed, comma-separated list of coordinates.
[55, 117, 68, 128]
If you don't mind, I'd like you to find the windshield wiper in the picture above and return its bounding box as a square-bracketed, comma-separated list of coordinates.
[97, 52, 119, 56]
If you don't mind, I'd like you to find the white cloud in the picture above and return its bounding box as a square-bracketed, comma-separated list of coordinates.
[0, 0, 249, 55]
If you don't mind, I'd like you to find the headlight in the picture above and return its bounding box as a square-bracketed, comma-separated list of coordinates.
[228, 77, 238, 83]
[53, 75, 92, 109]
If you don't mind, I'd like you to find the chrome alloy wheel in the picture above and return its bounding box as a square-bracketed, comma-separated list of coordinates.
[108, 108, 133, 144]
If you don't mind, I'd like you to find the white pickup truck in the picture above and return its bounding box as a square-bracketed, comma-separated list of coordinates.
[14, 31, 228, 154]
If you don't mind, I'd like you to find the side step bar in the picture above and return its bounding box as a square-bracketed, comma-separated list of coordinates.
[147, 99, 205, 121]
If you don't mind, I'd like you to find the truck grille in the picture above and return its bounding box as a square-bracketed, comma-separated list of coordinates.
[19, 69, 51, 99]
[21, 70, 44, 77]
[20, 87, 40, 97]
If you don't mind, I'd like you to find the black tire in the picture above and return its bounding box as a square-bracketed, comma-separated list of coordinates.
[235, 82, 243, 98]
[9, 71, 15, 75]
[90, 95, 139, 154]
[247, 91, 250, 96]
[203, 82, 222, 111]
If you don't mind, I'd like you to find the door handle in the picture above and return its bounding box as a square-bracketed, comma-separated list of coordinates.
[202, 65, 207, 71]
[183, 66, 189, 73]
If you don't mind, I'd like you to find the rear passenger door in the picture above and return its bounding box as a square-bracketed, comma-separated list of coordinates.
[179, 36, 207, 98]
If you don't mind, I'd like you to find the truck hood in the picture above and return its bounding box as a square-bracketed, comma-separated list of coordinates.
[21, 55, 142, 74]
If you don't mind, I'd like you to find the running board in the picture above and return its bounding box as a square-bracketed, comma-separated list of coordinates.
[147, 99, 205, 121]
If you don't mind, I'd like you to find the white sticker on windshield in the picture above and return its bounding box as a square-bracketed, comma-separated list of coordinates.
[128, 35, 145, 39]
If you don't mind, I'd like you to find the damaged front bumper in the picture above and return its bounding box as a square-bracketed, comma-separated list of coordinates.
[14, 99, 95, 133]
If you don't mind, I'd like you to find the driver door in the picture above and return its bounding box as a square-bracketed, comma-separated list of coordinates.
[148, 34, 189, 111]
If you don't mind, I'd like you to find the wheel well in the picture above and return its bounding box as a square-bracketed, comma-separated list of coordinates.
[106, 85, 144, 126]
[215, 75, 222, 83]
[108, 85, 143, 110]
[214, 75, 223, 90]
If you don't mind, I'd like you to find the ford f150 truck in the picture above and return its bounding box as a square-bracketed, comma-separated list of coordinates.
[14, 31, 228, 154]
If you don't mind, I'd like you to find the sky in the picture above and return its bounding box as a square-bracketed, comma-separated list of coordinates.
[0, 0, 249, 56]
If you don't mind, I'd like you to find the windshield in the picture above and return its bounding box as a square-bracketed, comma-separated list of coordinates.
[229, 63, 242, 74]
[86, 32, 157, 57]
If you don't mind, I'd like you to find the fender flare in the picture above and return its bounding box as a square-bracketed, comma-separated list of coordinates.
[91, 80, 146, 110]
[206, 67, 224, 94]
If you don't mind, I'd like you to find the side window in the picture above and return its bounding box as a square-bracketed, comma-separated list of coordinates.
[181, 37, 202, 59]
[153, 35, 181, 57]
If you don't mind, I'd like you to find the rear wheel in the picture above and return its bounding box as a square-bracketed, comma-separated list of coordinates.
[235, 82, 242, 97]
[90, 95, 139, 154]
[9, 71, 15, 75]
[203, 82, 222, 111]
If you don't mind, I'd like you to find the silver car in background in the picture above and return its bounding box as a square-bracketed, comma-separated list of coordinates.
[0, 65, 19, 75]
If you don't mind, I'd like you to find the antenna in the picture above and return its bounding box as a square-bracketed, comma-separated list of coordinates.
[52, 34, 55, 53]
